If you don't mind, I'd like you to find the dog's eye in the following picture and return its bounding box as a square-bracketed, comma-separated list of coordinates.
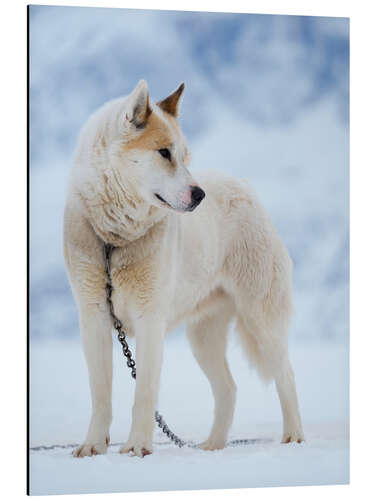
[158, 148, 171, 161]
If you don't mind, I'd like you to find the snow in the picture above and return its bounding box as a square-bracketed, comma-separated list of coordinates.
[29, 333, 349, 495]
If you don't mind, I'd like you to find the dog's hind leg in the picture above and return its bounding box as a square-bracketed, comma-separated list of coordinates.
[235, 305, 304, 444]
[186, 295, 236, 450]
[73, 303, 113, 457]
[274, 357, 304, 443]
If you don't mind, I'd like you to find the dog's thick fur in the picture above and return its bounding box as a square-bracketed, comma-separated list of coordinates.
[64, 80, 304, 458]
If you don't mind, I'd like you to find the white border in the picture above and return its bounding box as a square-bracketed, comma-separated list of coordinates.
[2, 0, 375, 499]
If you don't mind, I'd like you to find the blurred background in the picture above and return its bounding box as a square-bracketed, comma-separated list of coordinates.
[29, 6, 349, 343]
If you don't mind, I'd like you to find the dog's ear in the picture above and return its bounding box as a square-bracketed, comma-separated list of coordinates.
[126, 80, 152, 129]
[157, 83, 185, 117]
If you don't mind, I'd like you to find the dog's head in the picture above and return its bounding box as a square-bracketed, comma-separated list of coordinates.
[111, 80, 205, 213]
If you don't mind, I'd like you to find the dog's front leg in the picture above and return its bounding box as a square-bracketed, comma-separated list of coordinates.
[73, 303, 113, 457]
[120, 313, 165, 458]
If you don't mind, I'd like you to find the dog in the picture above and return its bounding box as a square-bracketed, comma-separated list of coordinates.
[64, 80, 304, 458]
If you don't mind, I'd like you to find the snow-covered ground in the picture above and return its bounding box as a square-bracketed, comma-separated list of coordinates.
[29, 333, 349, 495]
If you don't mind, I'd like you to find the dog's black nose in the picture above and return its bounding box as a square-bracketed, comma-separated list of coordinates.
[190, 186, 206, 206]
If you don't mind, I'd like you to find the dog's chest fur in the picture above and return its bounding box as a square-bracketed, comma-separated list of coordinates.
[107, 207, 224, 333]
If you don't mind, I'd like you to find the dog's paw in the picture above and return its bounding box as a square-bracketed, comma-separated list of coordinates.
[281, 430, 304, 444]
[72, 437, 109, 458]
[198, 438, 226, 451]
[119, 440, 152, 458]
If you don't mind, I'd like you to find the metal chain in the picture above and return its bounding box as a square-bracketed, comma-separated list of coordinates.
[104, 243, 188, 448]
[29, 243, 273, 453]
[29, 438, 271, 452]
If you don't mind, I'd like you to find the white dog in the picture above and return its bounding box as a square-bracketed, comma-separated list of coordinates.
[64, 80, 304, 458]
